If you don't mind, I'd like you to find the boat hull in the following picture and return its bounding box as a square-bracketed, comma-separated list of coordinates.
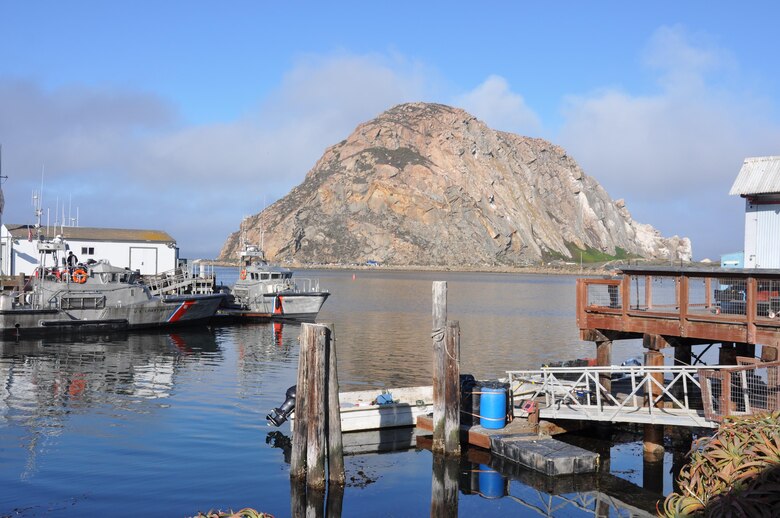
[290, 385, 433, 433]
[0, 293, 226, 339]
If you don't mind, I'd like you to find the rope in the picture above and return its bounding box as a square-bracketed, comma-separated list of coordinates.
[459, 409, 506, 422]
[432, 327, 460, 362]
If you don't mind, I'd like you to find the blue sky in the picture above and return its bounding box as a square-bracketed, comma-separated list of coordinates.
[1, 2, 779, 260]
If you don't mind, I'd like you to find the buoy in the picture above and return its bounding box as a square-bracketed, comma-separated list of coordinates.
[352, 273, 356, 280]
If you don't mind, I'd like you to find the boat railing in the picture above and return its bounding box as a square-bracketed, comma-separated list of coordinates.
[292, 277, 323, 293]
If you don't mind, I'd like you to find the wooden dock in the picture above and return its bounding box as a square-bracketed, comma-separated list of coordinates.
[416, 415, 598, 476]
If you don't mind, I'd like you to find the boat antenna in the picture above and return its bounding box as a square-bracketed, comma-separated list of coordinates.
[261, 195, 266, 253]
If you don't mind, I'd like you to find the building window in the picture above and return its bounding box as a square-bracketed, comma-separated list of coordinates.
[81, 247, 95, 255]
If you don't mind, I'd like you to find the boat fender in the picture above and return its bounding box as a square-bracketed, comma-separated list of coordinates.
[267, 385, 296, 427]
[240, 269, 247, 280]
[72, 269, 88, 284]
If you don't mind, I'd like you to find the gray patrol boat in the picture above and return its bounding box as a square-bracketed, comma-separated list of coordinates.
[0, 234, 225, 338]
[225, 244, 329, 321]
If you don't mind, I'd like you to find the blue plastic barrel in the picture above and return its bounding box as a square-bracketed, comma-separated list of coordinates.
[480, 383, 506, 429]
[478, 464, 504, 498]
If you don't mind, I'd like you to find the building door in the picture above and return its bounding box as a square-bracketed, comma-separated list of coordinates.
[129, 247, 158, 275]
[754, 205, 780, 269]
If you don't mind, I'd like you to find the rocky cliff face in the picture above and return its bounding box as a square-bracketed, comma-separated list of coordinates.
[219, 103, 691, 266]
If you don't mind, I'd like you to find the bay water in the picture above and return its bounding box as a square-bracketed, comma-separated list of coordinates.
[0, 269, 671, 517]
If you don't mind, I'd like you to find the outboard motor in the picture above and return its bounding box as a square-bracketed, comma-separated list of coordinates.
[267, 385, 297, 426]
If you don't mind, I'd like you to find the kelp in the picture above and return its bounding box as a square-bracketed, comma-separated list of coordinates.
[660, 411, 780, 517]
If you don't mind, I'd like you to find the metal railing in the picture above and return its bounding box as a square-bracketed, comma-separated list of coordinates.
[144, 266, 216, 296]
[507, 360, 780, 428]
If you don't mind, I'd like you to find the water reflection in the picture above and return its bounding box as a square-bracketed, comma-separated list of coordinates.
[447, 448, 660, 517]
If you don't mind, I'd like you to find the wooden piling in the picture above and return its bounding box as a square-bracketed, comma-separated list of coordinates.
[596, 338, 612, 398]
[290, 322, 344, 493]
[306, 324, 327, 490]
[324, 323, 345, 486]
[643, 344, 665, 456]
[432, 281, 447, 454]
[443, 320, 461, 456]
[290, 324, 311, 482]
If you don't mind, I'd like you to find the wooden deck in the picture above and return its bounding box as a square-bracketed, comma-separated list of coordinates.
[577, 265, 780, 350]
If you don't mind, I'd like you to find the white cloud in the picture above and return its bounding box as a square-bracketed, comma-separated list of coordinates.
[0, 54, 432, 258]
[558, 26, 780, 259]
[455, 75, 542, 136]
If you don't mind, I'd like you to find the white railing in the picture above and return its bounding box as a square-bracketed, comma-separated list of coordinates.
[507, 361, 780, 428]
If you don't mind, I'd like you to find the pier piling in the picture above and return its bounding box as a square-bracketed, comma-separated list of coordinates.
[290, 322, 345, 492]
[432, 281, 447, 454]
[643, 336, 665, 456]
[324, 323, 345, 486]
[432, 282, 461, 456]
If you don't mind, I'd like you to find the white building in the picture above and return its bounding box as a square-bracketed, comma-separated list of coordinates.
[0, 224, 178, 276]
[729, 156, 780, 268]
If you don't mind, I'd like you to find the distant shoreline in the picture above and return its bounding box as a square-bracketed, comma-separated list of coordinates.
[198, 259, 613, 276]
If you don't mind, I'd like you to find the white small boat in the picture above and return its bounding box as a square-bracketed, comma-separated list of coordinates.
[337, 385, 433, 432]
[283, 385, 433, 433]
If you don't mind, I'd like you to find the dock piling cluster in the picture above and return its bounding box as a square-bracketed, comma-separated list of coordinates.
[290, 323, 345, 498]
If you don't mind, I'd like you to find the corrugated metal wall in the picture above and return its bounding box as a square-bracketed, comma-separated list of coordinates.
[750, 202, 780, 268]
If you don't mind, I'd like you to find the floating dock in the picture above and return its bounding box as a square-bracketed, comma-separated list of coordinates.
[416, 415, 598, 476]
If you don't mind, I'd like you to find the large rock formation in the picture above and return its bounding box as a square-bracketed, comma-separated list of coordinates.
[219, 103, 691, 266]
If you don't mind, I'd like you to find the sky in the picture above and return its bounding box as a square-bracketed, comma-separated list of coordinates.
[1, 2, 779, 261]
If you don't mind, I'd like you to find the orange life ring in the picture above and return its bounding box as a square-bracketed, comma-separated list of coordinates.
[72, 269, 88, 284]
[240, 269, 247, 280]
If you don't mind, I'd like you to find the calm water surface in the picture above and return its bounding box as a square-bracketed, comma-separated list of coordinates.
[1, 270, 669, 517]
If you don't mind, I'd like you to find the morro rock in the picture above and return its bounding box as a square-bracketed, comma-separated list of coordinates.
[219, 103, 691, 266]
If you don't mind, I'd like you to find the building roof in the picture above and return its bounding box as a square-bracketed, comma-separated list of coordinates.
[5, 224, 176, 243]
[729, 156, 780, 196]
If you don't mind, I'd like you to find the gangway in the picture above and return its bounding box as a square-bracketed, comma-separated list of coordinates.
[507, 360, 780, 428]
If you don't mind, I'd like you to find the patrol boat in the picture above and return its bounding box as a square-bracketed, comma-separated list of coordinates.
[226, 244, 329, 321]
[0, 234, 225, 338]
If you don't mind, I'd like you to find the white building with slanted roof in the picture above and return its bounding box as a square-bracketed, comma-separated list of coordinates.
[730, 155, 780, 269]
[0, 224, 178, 276]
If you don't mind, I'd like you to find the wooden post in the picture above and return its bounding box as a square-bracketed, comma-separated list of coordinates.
[596, 339, 612, 398]
[324, 323, 345, 486]
[674, 344, 692, 366]
[443, 320, 461, 456]
[306, 324, 327, 490]
[719, 342, 737, 365]
[643, 343, 665, 456]
[432, 281, 447, 454]
[290, 324, 311, 482]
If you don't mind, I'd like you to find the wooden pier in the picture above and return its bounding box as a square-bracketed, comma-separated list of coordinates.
[576, 264, 780, 452]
